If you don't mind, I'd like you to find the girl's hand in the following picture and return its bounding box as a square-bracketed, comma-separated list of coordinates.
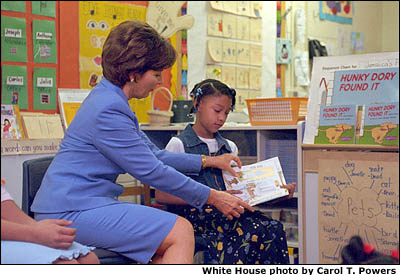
[32, 219, 76, 249]
[268, 183, 297, 204]
[207, 189, 254, 220]
[204, 154, 242, 177]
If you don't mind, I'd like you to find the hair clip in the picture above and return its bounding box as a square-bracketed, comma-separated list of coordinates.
[230, 88, 236, 97]
[195, 87, 203, 97]
[363, 243, 376, 255]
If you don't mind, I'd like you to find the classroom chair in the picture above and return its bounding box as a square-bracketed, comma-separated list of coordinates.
[21, 156, 149, 264]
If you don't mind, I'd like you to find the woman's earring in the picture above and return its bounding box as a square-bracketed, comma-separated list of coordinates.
[130, 78, 134, 82]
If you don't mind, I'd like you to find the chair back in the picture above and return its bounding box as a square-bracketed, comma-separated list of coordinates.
[21, 156, 134, 264]
[22, 156, 54, 218]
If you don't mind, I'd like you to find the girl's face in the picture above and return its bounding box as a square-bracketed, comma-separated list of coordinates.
[124, 70, 163, 100]
[194, 94, 232, 138]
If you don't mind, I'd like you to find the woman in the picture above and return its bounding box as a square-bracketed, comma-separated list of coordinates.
[31, 20, 253, 264]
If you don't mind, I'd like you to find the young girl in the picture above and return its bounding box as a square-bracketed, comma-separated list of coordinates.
[156, 79, 296, 264]
[1, 181, 99, 264]
[341, 235, 398, 264]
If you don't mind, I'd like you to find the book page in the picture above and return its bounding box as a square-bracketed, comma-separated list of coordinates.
[223, 157, 289, 206]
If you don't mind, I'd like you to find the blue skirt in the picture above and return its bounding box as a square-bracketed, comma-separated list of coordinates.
[1, 240, 94, 264]
[35, 202, 178, 264]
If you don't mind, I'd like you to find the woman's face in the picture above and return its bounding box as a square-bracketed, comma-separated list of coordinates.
[126, 70, 163, 100]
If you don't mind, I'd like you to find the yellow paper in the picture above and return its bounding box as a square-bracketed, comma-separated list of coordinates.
[249, 18, 262, 42]
[222, 40, 237, 64]
[250, 44, 263, 66]
[79, 1, 146, 90]
[207, 13, 223, 37]
[222, 14, 237, 39]
[22, 115, 64, 139]
[236, 67, 249, 89]
[236, 17, 250, 41]
[236, 42, 250, 65]
[249, 68, 262, 90]
[221, 66, 236, 89]
[208, 39, 223, 62]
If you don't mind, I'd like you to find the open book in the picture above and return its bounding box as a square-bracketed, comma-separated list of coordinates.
[222, 157, 289, 206]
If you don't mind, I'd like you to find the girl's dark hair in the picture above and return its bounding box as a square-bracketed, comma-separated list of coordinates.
[189, 79, 236, 115]
[102, 20, 176, 87]
[341, 236, 398, 264]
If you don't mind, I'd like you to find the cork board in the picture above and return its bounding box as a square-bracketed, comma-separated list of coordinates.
[318, 159, 399, 264]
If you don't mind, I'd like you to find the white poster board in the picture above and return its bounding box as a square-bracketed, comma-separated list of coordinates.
[304, 52, 399, 144]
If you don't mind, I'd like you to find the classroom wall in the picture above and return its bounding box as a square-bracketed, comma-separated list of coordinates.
[187, 1, 277, 98]
[382, 1, 399, 52]
[282, 1, 399, 97]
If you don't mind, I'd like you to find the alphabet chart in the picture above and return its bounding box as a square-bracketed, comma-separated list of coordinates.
[318, 159, 398, 264]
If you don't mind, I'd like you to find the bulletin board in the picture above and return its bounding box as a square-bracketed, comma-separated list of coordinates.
[1, 1, 59, 113]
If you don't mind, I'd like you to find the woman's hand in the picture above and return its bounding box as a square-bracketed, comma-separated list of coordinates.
[204, 154, 242, 177]
[207, 189, 254, 220]
[32, 219, 77, 249]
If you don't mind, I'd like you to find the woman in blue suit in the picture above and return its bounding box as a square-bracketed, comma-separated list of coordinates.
[31, 20, 253, 264]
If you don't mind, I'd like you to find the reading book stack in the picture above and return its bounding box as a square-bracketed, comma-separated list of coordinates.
[314, 104, 358, 144]
[357, 102, 399, 146]
[1, 104, 25, 139]
[222, 157, 289, 206]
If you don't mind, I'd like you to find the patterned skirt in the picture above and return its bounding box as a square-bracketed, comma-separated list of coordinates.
[167, 204, 290, 264]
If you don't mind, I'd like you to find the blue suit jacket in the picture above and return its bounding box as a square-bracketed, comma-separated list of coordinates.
[31, 78, 210, 213]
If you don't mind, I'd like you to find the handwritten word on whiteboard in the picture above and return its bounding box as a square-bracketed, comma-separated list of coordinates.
[318, 159, 398, 264]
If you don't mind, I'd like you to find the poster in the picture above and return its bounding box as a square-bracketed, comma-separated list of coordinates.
[33, 67, 57, 110]
[31, 1, 56, 18]
[276, 38, 292, 64]
[79, 1, 146, 90]
[318, 159, 398, 264]
[1, 16, 27, 62]
[79, 2, 152, 123]
[319, 1, 352, 25]
[32, 19, 57, 63]
[1, 65, 28, 110]
[351, 31, 364, 54]
[303, 52, 399, 144]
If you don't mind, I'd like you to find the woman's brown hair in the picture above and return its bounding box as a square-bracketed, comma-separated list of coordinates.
[101, 20, 176, 87]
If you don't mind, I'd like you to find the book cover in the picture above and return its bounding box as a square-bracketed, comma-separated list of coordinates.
[222, 157, 289, 206]
[314, 104, 357, 144]
[1, 104, 25, 139]
[357, 102, 399, 146]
